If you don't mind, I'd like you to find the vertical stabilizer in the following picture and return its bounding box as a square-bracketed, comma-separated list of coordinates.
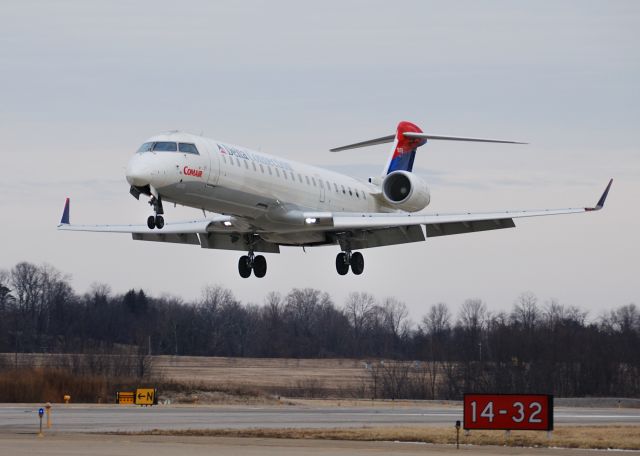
[383, 121, 427, 175]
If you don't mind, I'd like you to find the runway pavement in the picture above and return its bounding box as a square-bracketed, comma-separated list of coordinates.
[1, 403, 639, 434]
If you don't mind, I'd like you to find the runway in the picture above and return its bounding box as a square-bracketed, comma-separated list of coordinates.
[1, 403, 639, 434]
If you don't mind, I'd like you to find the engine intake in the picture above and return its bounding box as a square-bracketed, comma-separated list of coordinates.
[382, 171, 430, 212]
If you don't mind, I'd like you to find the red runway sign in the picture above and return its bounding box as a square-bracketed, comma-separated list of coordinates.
[463, 394, 553, 431]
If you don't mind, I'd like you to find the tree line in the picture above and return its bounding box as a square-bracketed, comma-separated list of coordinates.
[1, 261, 638, 398]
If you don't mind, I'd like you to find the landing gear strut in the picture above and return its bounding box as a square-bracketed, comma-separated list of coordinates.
[238, 251, 267, 278]
[335, 250, 364, 276]
[146, 195, 165, 229]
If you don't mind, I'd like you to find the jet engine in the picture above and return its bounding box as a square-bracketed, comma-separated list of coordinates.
[381, 170, 430, 212]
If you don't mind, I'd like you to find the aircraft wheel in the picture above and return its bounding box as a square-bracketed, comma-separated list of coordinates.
[155, 215, 165, 229]
[350, 252, 364, 275]
[253, 255, 267, 278]
[335, 252, 349, 276]
[147, 215, 156, 229]
[238, 256, 252, 278]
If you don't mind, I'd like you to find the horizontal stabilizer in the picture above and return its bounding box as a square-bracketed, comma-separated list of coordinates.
[331, 129, 526, 152]
[403, 132, 527, 144]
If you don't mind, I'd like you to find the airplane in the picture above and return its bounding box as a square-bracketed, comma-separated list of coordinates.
[58, 120, 612, 278]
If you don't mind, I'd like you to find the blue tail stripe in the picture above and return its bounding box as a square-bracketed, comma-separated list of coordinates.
[60, 199, 70, 224]
[387, 150, 417, 174]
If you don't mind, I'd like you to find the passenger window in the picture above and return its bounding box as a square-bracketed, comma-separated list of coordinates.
[305, 176, 310, 185]
[260, 164, 264, 173]
[137, 142, 153, 153]
[252, 162, 257, 171]
[152, 142, 177, 152]
[298, 174, 303, 183]
[341, 185, 346, 194]
[244, 160, 249, 169]
[268, 167, 273, 175]
[326, 181, 331, 191]
[348, 188, 353, 196]
[283, 170, 288, 180]
[275, 168, 280, 177]
[334, 183, 339, 192]
[356, 190, 360, 198]
[290, 172, 295, 180]
[319, 180, 324, 189]
[311, 177, 317, 187]
[178, 143, 199, 154]
[222, 156, 227, 164]
[235, 158, 241, 167]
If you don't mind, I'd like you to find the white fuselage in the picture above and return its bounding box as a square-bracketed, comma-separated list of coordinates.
[126, 132, 403, 226]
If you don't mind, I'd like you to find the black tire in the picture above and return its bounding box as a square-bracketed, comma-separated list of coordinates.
[335, 252, 349, 275]
[155, 215, 165, 229]
[351, 251, 364, 275]
[253, 255, 267, 278]
[147, 215, 156, 229]
[238, 255, 252, 278]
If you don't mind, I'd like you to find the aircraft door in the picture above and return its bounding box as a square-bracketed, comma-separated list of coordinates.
[317, 175, 326, 203]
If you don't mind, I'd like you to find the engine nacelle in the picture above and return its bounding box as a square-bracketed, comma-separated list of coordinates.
[382, 170, 430, 212]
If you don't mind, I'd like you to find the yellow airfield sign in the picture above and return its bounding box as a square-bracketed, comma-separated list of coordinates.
[135, 388, 156, 406]
[117, 391, 135, 405]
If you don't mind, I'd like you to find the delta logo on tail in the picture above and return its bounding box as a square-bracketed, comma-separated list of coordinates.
[386, 121, 428, 174]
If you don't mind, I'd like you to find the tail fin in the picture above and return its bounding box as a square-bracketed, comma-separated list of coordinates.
[383, 121, 427, 175]
[60, 198, 70, 225]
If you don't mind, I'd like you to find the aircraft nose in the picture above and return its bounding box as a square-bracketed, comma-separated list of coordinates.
[126, 155, 153, 187]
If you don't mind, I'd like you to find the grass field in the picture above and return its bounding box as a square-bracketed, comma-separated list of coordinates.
[154, 355, 369, 395]
[137, 425, 640, 450]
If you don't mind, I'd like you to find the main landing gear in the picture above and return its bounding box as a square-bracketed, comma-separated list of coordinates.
[146, 195, 164, 229]
[336, 250, 364, 276]
[238, 251, 267, 278]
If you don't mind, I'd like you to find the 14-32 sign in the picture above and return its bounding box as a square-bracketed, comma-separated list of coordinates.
[463, 394, 553, 431]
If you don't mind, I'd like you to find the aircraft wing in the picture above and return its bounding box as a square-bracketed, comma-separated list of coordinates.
[58, 179, 611, 251]
[57, 199, 232, 234]
[302, 179, 612, 246]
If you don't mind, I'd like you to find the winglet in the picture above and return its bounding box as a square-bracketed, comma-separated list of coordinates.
[586, 179, 613, 211]
[60, 198, 70, 224]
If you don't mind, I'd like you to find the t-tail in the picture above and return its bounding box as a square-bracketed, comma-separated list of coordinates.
[384, 121, 427, 175]
[330, 120, 527, 176]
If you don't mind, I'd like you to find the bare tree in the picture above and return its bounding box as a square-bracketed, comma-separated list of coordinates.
[511, 292, 539, 329]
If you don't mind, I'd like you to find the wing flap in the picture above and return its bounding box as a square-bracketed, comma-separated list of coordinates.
[132, 233, 200, 245]
[425, 218, 515, 238]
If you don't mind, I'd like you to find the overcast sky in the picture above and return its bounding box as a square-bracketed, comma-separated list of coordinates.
[1, 1, 638, 321]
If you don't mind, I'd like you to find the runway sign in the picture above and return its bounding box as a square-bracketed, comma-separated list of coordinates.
[135, 388, 156, 406]
[463, 394, 553, 431]
[117, 391, 134, 405]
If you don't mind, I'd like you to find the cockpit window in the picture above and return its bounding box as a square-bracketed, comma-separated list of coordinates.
[137, 142, 153, 153]
[152, 142, 178, 152]
[179, 143, 199, 154]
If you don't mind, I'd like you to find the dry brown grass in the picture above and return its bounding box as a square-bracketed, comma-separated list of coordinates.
[153, 356, 369, 396]
[135, 425, 640, 450]
[0, 367, 139, 403]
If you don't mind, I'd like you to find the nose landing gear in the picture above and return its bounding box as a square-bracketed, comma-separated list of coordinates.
[335, 250, 364, 276]
[146, 195, 165, 230]
[238, 251, 267, 278]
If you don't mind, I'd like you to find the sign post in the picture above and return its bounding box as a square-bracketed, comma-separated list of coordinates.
[37, 408, 44, 437]
[463, 394, 553, 432]
[455, 420, 461, 449]
[45, 402, 52, 428]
